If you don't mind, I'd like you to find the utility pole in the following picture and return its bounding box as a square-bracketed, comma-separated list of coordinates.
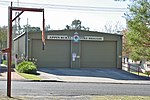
[7, 2, 13, 97]
[5, 4, 45, 97]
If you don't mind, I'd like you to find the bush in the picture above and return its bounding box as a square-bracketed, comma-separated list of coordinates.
[2, 60, 15, 68]
[16, 61, 37, 74]
[2, 60, 7, 65]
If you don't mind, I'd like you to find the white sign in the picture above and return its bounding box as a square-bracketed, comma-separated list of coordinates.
[47, 35, 104, 41]
[47, 35, 71, 40]
[72, 53, 76, 61]
[80, 36, 104, 41]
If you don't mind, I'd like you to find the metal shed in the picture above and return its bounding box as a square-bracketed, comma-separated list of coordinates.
[14, 30, 122, 69]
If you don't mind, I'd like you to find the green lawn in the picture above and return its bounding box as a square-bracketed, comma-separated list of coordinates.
[93, 96, 150, 100]
[1, 96, 150, 100]
[130, 71, 149, 77]
[15, 70, 41, 80]
[18, 73, 41, 80]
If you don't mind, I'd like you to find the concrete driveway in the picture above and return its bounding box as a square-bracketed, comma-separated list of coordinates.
[38, 68, 150, 84]
[1, 63, 150, 84]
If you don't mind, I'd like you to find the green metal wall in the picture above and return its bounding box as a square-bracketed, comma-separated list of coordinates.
[31, 39, 71, 68]
[14, 30, 122, 68]
[81, 41, 117, 68]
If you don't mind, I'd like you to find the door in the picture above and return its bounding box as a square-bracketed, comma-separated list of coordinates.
[32, 39, 71, 68]
[81, 41, 116, 68]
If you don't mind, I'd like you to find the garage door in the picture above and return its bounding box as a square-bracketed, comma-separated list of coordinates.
[81, 41, 116, 68]
[32, 39, 71, 68]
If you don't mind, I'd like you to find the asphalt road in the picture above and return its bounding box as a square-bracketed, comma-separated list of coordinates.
[0, 81, 150, 96]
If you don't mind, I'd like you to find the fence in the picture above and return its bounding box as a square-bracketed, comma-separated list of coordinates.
[122, 62, 150, 77]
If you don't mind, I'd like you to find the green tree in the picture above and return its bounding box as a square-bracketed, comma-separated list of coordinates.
[71, 19, 82, 30]
[125, 0, 150, 61]
[104, 21, 125, 33]
[0, 26, 7, 49]
[114, 0, 137, 1]
[122, 29, 131, 57]
[23, 25, 41, 32]
[65, 19, 90, 31]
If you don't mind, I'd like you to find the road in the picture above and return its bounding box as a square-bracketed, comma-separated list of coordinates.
[0, 81, 150, 96]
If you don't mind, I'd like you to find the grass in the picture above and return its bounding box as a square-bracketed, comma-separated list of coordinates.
[15, 69, 41, 80]
[1, 96, 150, 100]
[18, 73, 41, 80]
[130, 71, 149, 77]
[93, 96, 150, 100]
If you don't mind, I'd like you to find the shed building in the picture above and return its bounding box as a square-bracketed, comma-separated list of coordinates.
[13, 30, 122, 68]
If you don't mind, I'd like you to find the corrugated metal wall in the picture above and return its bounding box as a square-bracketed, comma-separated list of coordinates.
[32, 39, 71, 68]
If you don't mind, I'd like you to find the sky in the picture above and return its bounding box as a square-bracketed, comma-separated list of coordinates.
[0, 0, 129, 32]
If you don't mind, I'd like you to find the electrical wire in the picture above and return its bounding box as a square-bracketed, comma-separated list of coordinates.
[0, 0, 128, 12]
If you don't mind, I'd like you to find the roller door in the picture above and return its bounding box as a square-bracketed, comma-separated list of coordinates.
[81, 41, 116, 68]
[32, 39, 71, 68]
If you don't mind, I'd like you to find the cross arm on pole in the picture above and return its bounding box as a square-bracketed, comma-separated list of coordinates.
[1, 48, 10, 53]
[12, 11, 24, 22]
[11, 7, 44, 12]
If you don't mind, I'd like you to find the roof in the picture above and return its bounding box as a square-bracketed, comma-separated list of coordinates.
[13, 29, 122, 41]
[31, 29, 123, 36]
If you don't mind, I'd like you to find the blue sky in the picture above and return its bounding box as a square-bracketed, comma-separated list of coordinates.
[0, 0, 129, 31]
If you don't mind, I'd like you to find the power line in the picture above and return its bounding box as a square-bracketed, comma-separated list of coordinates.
[0, 0, 128, 12]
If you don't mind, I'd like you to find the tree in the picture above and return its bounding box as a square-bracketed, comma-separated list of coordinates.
[122, 29, 131, 57]
[104, 21, 125, 33]
[23, 25, 41, 32]
[125, 0, 150, 61]
[0, 26, 7, 49]
[66, 25, 71, 30]
[114, 0, 138, 1]
[71, 19, 81, 30]
[45, 25, 51, 31]
[65, 19, 90, 31]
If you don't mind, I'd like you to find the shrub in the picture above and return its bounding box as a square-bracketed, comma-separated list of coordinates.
[3, 60, 7, 65]
[17, 57, 37, 65]
[16, 61, 37, 74]
[2, 60, 15, 68]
